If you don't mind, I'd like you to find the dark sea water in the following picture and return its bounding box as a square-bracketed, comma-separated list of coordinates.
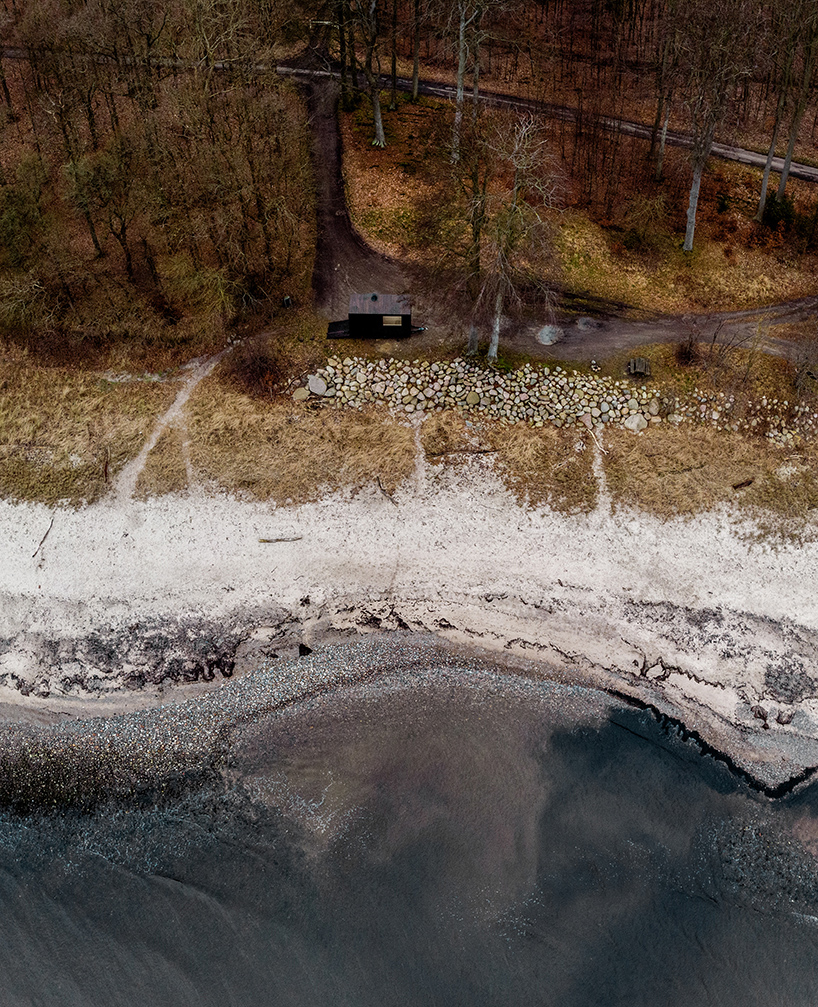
[2, 646, 818, 1006]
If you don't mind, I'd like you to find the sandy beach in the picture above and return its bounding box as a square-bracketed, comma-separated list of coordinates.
[1, 442, 817, 791]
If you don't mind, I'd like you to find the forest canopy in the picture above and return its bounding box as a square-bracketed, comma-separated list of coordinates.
[0, 0, 816, 362]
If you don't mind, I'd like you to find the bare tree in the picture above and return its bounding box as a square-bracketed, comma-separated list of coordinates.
[754, 4, 800, 221]
[448, 0, 483, 162]
[349, 0, 387, 146]
[648, 0, 684, 181]
[677, 0, 761, 252]
[473, 114, 560, 359]
[410, 0, 431, 102]
[774, 10, 818, 202]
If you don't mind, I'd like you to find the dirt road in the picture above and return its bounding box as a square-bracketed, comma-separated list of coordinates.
[304, 77, 407, 320]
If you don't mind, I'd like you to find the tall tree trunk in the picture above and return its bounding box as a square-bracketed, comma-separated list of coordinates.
[370, 85, 386, 146]
[684, 144, 710, 252]
[411, 0, 421, 101]
[471, 26, 481, 120]
[451, 7, 468, 162]
[654, 102, 670, 181]
[348, 19, 358, 92]
[467, 322, 479, 354]
[389, 0, 397, 109]
[755, 96, 786, 221]
[112, 222, 133, 279]
[467, 161, 486, 324]
[83, 207, 104, 257]
[649, 37, 670, 161]
[777, 100, 811, 200]
[362, 52, 386, 146]
[649, 89, 664, 161]
[487, 287, 504, 360]
[777, 32, 817, 199]
[338, 0, 352, 111]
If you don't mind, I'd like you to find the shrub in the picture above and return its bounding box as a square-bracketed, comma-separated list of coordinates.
[224, 336, 291, 399]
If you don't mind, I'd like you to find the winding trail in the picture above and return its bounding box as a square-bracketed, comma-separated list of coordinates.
[112, 350, 228, 505]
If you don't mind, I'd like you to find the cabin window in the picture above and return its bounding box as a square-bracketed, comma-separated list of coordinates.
[382, 315, 402, 327]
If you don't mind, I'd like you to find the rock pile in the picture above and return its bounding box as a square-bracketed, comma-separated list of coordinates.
[296, 356, 814, 443]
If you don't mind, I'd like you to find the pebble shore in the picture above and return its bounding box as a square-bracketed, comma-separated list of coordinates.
[0, 638, 556, 809]
[295, 356, 816, 446]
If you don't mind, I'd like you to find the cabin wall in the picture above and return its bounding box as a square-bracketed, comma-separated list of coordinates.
[348, 314, 412, 338]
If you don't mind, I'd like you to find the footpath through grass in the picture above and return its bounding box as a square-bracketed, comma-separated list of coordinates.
[0, 356, 179, 505]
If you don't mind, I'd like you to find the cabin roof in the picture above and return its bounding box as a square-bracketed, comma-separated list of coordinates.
[349, 292, 411, 316]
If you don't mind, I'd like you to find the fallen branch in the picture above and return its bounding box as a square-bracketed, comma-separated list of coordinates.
[258, 536, 303, 543]
[427, 447, 498, 457]
[376, 476, 398, 506]
[589, 429, 607, 454]
[32, 515, 54, 558]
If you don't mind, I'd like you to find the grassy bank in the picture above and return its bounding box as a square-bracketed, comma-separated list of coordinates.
[0, 356, 179, 505]
[3, 308, 818, 544]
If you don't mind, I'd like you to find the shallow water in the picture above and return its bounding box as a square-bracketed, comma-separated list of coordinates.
[1, 646, 818, 1006]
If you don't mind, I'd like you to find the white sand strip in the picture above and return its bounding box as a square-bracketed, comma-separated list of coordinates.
[1, 462, 817, 787]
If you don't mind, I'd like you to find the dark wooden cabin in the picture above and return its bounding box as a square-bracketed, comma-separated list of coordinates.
[348, 293, 412, 338]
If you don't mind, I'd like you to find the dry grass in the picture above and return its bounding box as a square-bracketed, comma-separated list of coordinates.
[0, 359, 178, 505]
[557, 204, 818, 315]
[602, 424, 818, 525]
[134, 424, 189, 499]
[420, 410, 474, 458]
[185, 374, 416, 503]
[486, 420, 598, 514]
[421, 405, 818, 529]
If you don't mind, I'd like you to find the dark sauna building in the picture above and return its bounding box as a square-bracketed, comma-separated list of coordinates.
[348, 293, 412, 338]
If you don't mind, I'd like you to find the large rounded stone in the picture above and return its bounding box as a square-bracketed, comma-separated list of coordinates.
[623, 413, 648, 432]
[536, 324, 564, 345]
[308, 374, 327, 396]
[293, 386, 309, 401]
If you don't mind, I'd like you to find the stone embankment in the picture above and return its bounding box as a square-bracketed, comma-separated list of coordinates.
[296, 356, 815, 445]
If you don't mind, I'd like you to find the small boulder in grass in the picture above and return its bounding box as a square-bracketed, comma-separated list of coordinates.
[623, 413, 648, 433]
[293, 387, 309, 402]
